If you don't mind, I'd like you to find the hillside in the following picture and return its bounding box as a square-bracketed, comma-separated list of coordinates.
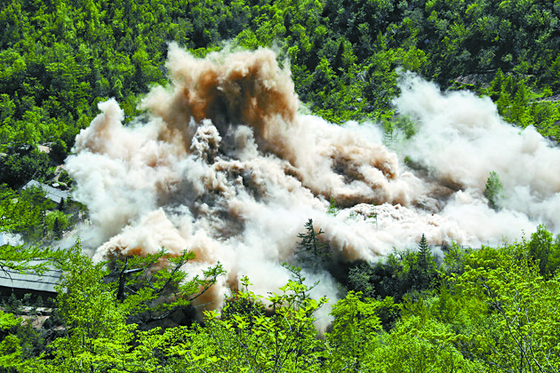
[2, 0, 560, 371]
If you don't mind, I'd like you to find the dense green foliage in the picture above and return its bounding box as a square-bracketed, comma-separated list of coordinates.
[1, 0, 560, 217]
[2, 0, 560, 158]
[1, 228, 560, 371]
[3, 0, 560, 371]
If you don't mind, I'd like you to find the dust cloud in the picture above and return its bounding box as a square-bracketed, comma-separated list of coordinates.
[65, 45, 560, 319]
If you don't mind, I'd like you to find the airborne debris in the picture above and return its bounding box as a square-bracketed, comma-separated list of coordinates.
[65, 46, 560, 323]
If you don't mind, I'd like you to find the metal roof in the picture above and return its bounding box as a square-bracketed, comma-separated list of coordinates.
[0, 261, 62, 293]
[22, 180, 69, 204]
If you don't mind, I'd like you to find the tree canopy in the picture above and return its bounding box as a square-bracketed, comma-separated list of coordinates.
[3, 0, 560, 371]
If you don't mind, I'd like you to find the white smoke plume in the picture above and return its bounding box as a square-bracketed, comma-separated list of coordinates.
[65, 45, 560, 322]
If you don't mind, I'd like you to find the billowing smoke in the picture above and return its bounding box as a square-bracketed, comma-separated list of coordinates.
[65, 45, 560, 322]
[394, 73, 560, 241]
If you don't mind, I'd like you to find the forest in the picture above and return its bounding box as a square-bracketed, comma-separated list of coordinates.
[2, 0, 560, 371]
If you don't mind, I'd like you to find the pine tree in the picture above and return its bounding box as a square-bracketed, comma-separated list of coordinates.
[295, 219, 330, 271]
[418, 234, 430, 268]
[53, 217, 62, 239]
[408, 234, 438, 292]
[57, 197, 65, 211]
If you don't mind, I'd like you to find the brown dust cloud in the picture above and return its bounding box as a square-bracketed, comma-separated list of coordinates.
[65, 45, 560, 321]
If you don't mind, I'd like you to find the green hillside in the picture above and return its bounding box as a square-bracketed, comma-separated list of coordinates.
[2, 0, 560, 156]
[2, 0, 560, 371]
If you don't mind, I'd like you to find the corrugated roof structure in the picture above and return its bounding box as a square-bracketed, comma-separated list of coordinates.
[0, 261, 62, 294]
[23, 180, 69, 204]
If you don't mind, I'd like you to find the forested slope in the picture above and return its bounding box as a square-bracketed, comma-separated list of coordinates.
[2, 0, 560, 371]
[1, 229, 560, 372]
[3, 0, 560, 242]
[2, 0, 560, 158]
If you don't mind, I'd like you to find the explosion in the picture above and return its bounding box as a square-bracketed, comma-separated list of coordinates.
[65, 45, 560, 316]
